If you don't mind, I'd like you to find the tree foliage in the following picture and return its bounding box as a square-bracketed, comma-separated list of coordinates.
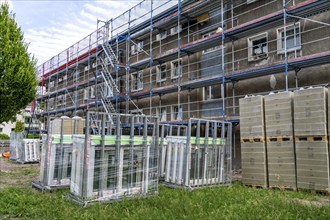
[0, 2, 37, 123]
[0, 133, 10, 139]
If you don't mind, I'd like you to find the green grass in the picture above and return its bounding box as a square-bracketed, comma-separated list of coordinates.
[0, 183, 329, 219]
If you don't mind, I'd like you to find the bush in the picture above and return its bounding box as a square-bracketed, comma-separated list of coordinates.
[0, 133, 10, 140]
[14, 121, 24, 132]
[26, 134, 40, 139]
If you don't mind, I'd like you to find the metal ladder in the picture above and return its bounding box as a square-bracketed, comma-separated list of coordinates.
[97, 22, 144, 120]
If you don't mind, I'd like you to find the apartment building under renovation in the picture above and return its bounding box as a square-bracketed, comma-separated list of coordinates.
[34, 0, 330, 169]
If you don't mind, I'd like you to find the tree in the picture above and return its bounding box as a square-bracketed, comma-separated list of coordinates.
[0, 2, 37, 123]
[14, 121, 24, 132]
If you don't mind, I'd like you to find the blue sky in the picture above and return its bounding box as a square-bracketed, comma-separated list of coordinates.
[2, 0, 147, 65]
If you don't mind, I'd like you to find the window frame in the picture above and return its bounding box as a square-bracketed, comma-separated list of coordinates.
[131, 41, 144, 55]
[171, 105, 182, 121]
[202, 86, 214, 101]
[156, 30, 167, 41]
[48, 98, 55, 110]
[157, 107, 167, 122]
[171, 59, 183, 79]
[170, 24, 182, 36]
[83, 88, 89, 100]
[202, 30, 221, 54]
[104, 83, 113, 98]
[49, 81, 55, 88]
[156, 64, 167, 83]
[131, 71, 143, 92]
[130, 109, 143, 124]
[90, 85, 95, 98]
[247, 32, 268, 62]
[277, 22, 301, 54]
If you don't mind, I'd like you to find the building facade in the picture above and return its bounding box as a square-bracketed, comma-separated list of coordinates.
[35, 0, 330, 169]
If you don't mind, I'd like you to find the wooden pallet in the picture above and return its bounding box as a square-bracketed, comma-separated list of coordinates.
[295, 136, 328, 142]
[267, 136, 293, 142]
[240, 137, 265, 143]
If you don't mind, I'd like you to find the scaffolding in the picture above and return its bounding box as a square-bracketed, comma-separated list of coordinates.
[32, 0, 330, 183]
[34, 0, 329, 125]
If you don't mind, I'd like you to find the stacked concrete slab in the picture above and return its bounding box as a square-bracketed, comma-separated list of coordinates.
[264, 92, 296, 189]
[294, 87, 329, 191]
[239, 95, 268, 187]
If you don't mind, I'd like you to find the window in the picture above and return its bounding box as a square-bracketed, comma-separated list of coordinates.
[171, 59, 182, 79]
[63, 94, 67, 106]
[156, 64, 167, 82]
[131, 41, 144, 55]
[57, 95, 63, 106]
[130, 109, 143, 124]
[156, 31, 167, 41]
[248, 32, 268, 61]
[277, 23, 301, 54]
[84, 86, 95, 100]
[72, 91, 78, 105]
[118, 50, 125, 63]
[49, 81, 54, 88]
[90, 85, 95, 98]
[170, 24, 182, 35]
[104, 83, 113, 98]
[83, 89, 89, 100]
[157, 107, 167, 122]
[203, 86, 214, 101]
[73, 70, 80, 83]
[24, 117, 31, 124]
[0, 128, 3, 133]
[171, 105, 182, 121]
[131, 71, 143, 91]
[48, 98, 54, 110]
[202, 31, 221, 54]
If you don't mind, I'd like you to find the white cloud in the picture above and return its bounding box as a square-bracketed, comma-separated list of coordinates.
[20, 0, 174, 67]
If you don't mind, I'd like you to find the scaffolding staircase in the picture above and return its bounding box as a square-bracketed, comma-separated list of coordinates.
[96, 21, 144, 122]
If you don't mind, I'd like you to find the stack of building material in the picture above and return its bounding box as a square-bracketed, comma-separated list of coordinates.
[50, 118, 84, 134]
[69, 113, 159, 205]
[9, 132, 40, 164]
[164, 134, 231, 188]
[16, 139, 41, 163]
[264, 92, 296, 189]
[9, 132, 22, 161]
[158, 124, 187, 178]
[33, 134, 78, 190]
[32, 117, 84, 191]
[239, 95, 268, 188]
[294, 87, 329, 192]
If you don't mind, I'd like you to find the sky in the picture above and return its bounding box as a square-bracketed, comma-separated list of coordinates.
[1, 0, 154, 66]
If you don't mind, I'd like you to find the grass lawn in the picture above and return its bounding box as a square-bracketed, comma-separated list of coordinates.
[0, 158, 329, 219]
[0, 183, 329, 219]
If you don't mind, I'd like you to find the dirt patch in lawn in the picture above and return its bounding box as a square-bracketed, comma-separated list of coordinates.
[291, 197, 330, 208]
[0, 157, 39, 189]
